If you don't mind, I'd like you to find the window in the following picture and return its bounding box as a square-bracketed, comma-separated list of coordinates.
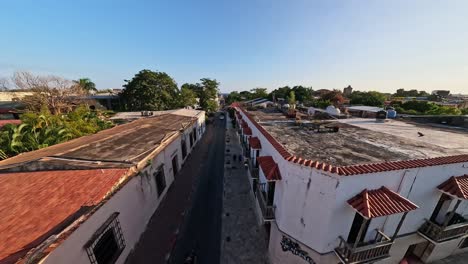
[85, 213, 125, 264]
[181, 139, 187, 159]
[172, 155, 179, 176]
[154, 166, 166, 196]
[189, 133, 194, 148]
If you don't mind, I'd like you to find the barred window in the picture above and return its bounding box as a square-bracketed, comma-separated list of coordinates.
[85, 212, 125, 264]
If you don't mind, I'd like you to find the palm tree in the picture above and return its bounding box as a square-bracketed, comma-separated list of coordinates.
[74, 78, 97, 94]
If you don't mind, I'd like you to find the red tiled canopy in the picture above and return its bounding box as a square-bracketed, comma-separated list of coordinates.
[249, 137, 262, 149]
[438, 175, 468, 200]
[243, 126, 252, 136]
[241, 120, 248, 128]
[257, 156, 282, 181]
[348, 186, 419, 218]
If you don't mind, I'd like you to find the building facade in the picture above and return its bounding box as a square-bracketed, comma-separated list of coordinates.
[0, 109, 205, 264]
[234, 106, 468, 264]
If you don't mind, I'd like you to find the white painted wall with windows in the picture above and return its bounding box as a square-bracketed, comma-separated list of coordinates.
[41, 118, 204, 264]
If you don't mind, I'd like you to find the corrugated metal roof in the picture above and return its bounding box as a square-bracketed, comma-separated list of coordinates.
[347, 186, 419, 218]
[438, 175, 468, 199]
[257, 156, 281, 181]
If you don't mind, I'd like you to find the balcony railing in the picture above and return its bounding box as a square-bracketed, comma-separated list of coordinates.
[247, 159, 259, 179]
[335, 229, 393, 264]
[255, 184, 275, 221]
[418, 218, 468, 243]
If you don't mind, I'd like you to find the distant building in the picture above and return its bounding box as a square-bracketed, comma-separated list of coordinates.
[234, 106, 468, 264]
[0, 109, 205, 264]
[343, 85, 353, 97]
[432, 90, 451, 98]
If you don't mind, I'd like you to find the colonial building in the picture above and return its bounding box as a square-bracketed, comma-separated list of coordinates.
[0, 109, 205, 264]
[234, 105, 468, 264]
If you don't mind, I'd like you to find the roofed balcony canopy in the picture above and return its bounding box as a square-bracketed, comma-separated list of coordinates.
[418, 175, 468, 243]
[242, 126, 252, 136]
[348, 186, 419, 219]
[248, 137, 261, 149]
[256, 156, 281, 181]
[335, 187, 419, 264]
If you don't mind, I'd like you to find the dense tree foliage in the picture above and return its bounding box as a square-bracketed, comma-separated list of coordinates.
[0, 106, 113, 159]
[73, 78, 97, 94]
[349, 91, 386, 106]
[122, 69, 179, 111]
[177, 86, 197, 108]
[393, 101, 462, 115]
[320, 90, 345, 105]
[250, 88, 268, 99]
[181, 78, 220, 113]
[393, 88, 429, 97]
[225, 91, 241, 105]
[269, 86, 313, 103]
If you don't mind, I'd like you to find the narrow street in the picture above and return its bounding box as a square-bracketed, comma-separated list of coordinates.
[170, 114, 226, 264]
[126, 113, 225, 264]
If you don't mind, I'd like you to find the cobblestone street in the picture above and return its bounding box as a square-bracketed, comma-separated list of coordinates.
[220, 114, 270, 264]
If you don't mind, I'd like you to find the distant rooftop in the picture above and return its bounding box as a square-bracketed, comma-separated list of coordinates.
[246, 109, 468, 166]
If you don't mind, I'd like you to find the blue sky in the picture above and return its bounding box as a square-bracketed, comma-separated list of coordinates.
[1, 0, 467, 93]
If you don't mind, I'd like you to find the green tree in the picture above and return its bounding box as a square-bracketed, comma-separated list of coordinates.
[198, 78, 220, 113]
[74, 78, 97, 94]
[291, 86, 313, 103]
[321, 90, 345, 105]
[393, 88, 429, 97]
[0, 106, 113, 159]
[250, 88, 268, 99]
[226, 91, 242, 105]
[177, 86, 197, 108]
[269, 86, 291, 101]
[121, 69, 179, 111]
[287, 91, 296, 106]
[349, 91, 386, 106]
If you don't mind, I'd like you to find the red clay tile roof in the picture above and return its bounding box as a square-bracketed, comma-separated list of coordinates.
[248, 137, 262, 149]
[236, 107, 468, 176]
[257, 156, 282, 181]
[0, 169, 128, 262]
[0, 119, 21, 128]
[347, 186, 419, 218]
[241, 120, 248, 128]
[438, 175, 468, 199]
[243, 126, 252, 136]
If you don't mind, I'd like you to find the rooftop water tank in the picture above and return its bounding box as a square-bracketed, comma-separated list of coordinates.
[326, 105, 341, 116]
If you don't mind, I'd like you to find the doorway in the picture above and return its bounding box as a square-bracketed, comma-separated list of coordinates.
[430, 193, 452, 225]
[347, 213, 370, 244]
[172, 155, 179, 177]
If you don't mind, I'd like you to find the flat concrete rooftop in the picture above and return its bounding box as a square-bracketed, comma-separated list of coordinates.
[0, 111, 200, 171]
[247, 109, 468, 166]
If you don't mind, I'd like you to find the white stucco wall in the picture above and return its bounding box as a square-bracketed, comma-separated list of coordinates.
[236, 108, 468, 263]
[41, 118, 203, 264]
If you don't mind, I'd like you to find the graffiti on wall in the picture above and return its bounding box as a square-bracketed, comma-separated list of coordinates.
[280, 236, 316, 264]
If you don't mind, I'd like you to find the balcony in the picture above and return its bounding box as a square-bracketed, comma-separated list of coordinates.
[418, 217, 468, 243]
[255, 184, 275, 221]
[335, 230, 393, 264]
[247, 159, 259, 179]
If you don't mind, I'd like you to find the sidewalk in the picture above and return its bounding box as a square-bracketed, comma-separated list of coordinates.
[220, 114, 270, 264]
[125, 125, 215, 264]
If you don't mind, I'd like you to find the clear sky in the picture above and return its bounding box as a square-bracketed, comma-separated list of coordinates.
[1, 0, 467, 94]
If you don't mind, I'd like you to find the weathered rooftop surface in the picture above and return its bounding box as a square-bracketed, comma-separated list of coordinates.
[0, 169, 128, 262]
[0, 111, 199, 172]
[248, 110, 468, 166]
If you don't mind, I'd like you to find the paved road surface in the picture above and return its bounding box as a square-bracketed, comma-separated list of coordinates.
[171, 114, 226, 264]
